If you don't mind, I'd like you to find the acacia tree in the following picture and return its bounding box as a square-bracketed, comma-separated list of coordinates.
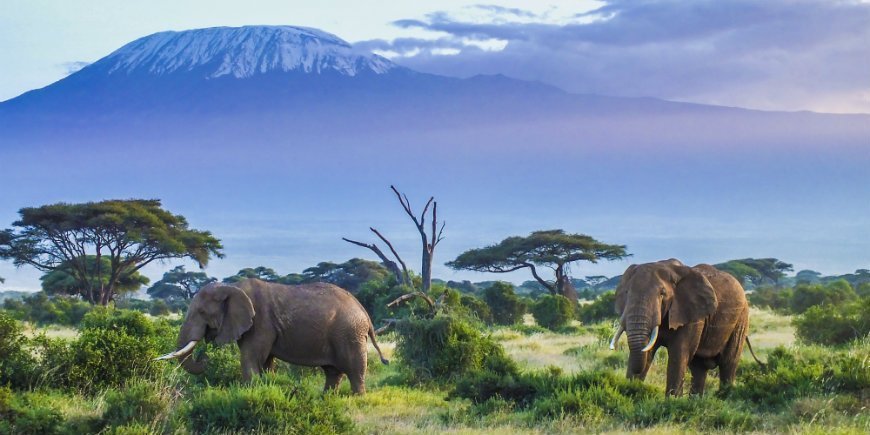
[714, 258, 793, 287]
[147, 265, 216, 300]
[447, 230, 628, 301]
[41, 255, 150, 299]
[0, 199, 223, 305]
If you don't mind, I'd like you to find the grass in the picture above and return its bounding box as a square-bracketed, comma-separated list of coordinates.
[6, 307, 869, 434]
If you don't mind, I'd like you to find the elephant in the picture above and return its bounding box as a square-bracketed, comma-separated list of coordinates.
[155, 278, 389, 394]
[610, 259, 757, 396]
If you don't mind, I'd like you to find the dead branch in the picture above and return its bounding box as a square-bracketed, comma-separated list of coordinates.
[369, 227, 411, 285]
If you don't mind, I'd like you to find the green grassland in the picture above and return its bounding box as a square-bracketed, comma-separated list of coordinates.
[3, 305, 869, 434]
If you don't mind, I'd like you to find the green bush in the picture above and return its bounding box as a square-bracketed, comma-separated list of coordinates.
[2, 292, 92, 326]
[577, 291, 617, 324]
[793, 299, 870, 345]
[102, 382, 167, 427]
[531, 295, 574, 330]
[185, 381, 354, 434]
[0, 389, 64, 435]
[731, 346, 870, 408]
[790, 280, 857, 314]
[748, 286, 793, 312]
[0, 313, 37, 389]
[394, 315, 516, 382]
[483, 282, 526, 326]
[459, 294, 493, 325]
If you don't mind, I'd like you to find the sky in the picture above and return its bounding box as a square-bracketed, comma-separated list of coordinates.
[2, 0, 870, 113]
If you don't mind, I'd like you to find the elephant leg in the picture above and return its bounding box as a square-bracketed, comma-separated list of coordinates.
[322, 366, 345, 393]
[665, 323, 703, 397]
[342, 345, 368, 395]
[689, 358, 708, 396]
[239, 341, 271, 383]
[718, 312, 748, 392]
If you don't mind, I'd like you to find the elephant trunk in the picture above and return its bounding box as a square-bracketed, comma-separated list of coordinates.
[625, 310, 656, 379]
[176, 319, 208, 375]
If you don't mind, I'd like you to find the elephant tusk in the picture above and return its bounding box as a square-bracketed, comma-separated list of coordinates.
[153, 340, 198, 361]
[609, 324, 625, 350]
[641, 326, 659, 352]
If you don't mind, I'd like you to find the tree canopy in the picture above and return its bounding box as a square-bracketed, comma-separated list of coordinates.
[41, 255, 149, 299]
[447, 229, 628, 300]
[714, 258, 793, 287]
[302, 258, 390, 292]
[0, 199, 223, 305]
[146, 265, 216, 300]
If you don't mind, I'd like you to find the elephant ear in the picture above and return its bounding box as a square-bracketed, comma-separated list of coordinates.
[213, 285, 255, 345]
[669, 266, 718, 330]
[615, 264, 638, 316]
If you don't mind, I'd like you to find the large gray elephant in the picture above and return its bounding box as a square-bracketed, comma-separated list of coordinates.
[611, 259, 754, 396]
[155, 278, 389, 394]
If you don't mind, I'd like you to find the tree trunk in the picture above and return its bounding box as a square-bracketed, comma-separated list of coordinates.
[421, 246, 433, 292]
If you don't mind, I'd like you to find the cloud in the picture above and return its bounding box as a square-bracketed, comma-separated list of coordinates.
[359, 0, 870, 113]
[60, 61, 91, 75]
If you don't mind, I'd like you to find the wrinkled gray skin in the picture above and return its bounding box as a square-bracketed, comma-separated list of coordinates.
[615, 259, 749, 396]
[172, 278, 388, 394]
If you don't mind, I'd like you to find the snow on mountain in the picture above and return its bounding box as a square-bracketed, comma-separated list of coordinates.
[96, 25, 396, 78]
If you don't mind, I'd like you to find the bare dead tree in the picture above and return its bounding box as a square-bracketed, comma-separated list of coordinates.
[342, 227, 409, 286]
[390, 185, 444, 293]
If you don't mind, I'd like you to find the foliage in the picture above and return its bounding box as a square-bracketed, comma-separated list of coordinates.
[748, 286, 793, 312]
[2, 292, 92, 326]
[302, 258, 391, 293]
[0, 199, 223, 305]
[731, 345, 870, 408]
[0, 312, 37, 389]
[577, 291, 618, 324]
[0, 388, 64, 435]
[102, 381, 167, 427]
[447, 229, 628, 298]
[482, 282, 527, 326]
[459, 294, 493, 324]
[793, 298, 870, 345]
[530, 295, 575, 330]
[789, 279, 858, 314]
[184, 379, 354, 434]
[40, 255, 149, 300]
[394, 315, 516, 382]
[714, 258, 793, 287]
[146, 265, 215, 300]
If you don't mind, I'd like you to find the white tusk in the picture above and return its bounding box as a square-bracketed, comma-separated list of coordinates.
[641, 326, 659, 352]
[609, 324, 625, 350]
[153, 340, 198, 361]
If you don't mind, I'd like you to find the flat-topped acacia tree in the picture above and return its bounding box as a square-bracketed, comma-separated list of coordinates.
[0, 199, 223, 305]
[447, 230, 629, 302]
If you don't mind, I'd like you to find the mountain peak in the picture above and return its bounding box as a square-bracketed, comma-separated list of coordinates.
[94, 25, 395, 78]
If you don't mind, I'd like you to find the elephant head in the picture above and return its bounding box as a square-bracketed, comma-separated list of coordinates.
[612, 259, 718, 379]
[154, 282, 255, 374]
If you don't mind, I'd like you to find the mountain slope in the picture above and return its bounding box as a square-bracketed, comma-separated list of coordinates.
[1, 25, 869, 284]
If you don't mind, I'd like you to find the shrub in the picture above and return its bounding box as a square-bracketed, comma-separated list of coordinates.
[531, 295, 574, 330]
[148, 299, 170, 317]
[748, 286, 793, 312]
[459, 294, 493, 325]
[394, 315, 516, 382]
[731, 346, 870, 408]
[790, 280, 857, 314]
[483, 282, 526, 326]
[2, 292, 92, 326]
[577, 291, 617, 324]
[0, 389, 64, 435]
[102, 382, 167, 427]
[0, 313, 37, 389]
[793, 299, 870, 345]
[185, 381, 354, 434]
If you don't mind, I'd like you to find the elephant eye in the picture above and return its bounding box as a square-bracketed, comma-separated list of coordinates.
[659, 288, 666, 296]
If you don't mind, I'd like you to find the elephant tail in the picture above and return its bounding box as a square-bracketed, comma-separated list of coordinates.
[368, 325, 390, 365]
[744, 336, 765, 367]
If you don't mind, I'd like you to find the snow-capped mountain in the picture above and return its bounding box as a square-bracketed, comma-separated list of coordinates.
[96, 26, 396, 78]
[1, 24, 869, 286]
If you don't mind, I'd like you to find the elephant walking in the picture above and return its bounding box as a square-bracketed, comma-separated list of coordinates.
[611, 259, 751, 396]
[156, 279, 389, 394]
